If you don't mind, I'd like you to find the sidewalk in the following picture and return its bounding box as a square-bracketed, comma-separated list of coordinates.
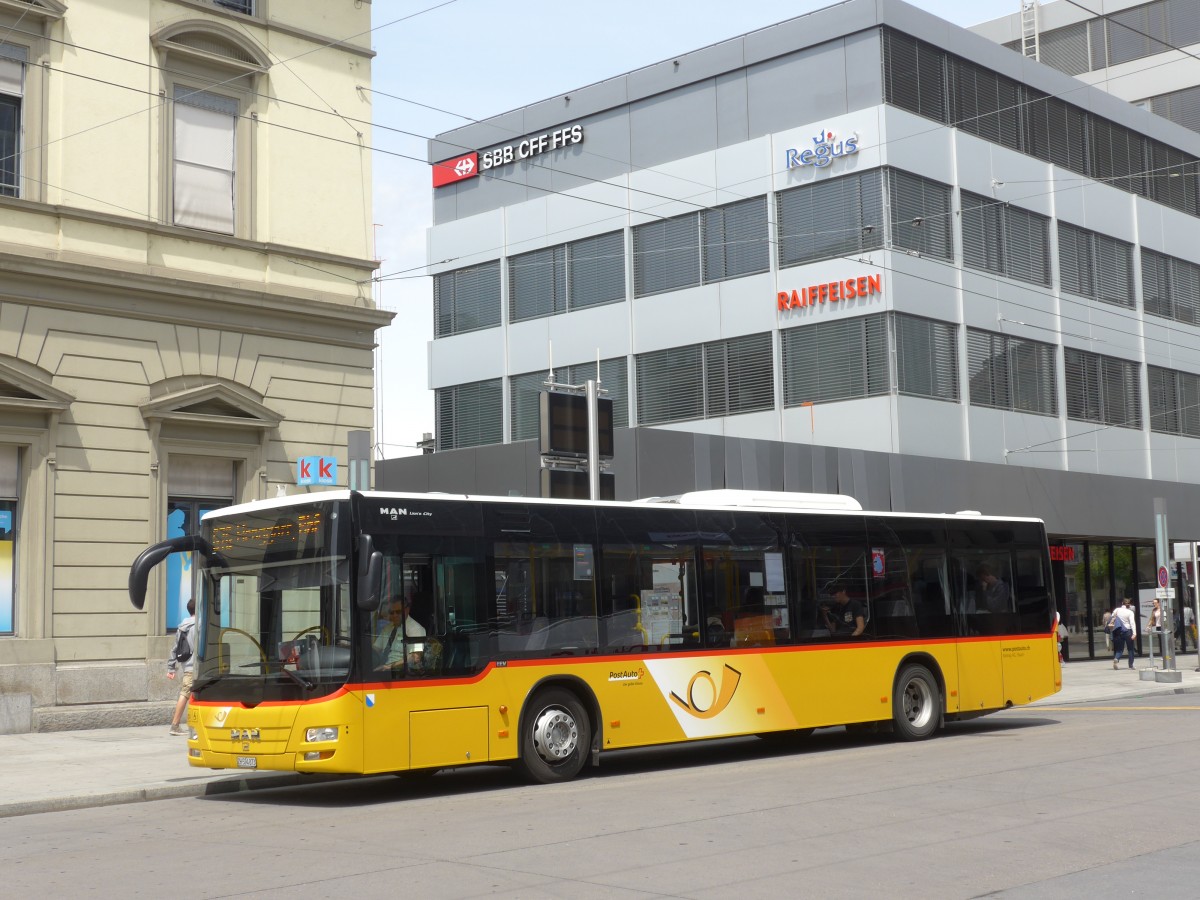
[3, 653, 1199, 818]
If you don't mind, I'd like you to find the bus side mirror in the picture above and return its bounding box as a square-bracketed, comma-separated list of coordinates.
[357, 535, 382, 612]
[128, 535, 216, 611]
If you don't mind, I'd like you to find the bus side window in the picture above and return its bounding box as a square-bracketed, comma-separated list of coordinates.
[599, 544, 700, 651]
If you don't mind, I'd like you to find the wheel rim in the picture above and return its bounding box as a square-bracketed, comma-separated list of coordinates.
[532, 706, 579, 764]
[901, 677, 934, 730]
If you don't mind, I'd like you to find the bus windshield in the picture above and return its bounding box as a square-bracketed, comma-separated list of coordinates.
[193, 499, 352, 704]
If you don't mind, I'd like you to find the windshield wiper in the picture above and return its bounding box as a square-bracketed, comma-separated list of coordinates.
[240, 660, 314, 691]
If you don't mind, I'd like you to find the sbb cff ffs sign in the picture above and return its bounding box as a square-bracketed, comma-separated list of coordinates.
[432, 125, 585, 187]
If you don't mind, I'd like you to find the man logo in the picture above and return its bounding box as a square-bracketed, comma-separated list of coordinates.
[669, 664, 742, 719]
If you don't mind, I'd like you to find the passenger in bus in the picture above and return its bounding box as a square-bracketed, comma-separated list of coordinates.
[974, 564, 1011, 613]
[821, 582, 865, 637]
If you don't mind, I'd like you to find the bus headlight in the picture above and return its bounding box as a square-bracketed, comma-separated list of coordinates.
[306, 726, 339, 743]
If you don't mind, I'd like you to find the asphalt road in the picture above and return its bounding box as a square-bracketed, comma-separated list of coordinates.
[7, 697, 1200, 899]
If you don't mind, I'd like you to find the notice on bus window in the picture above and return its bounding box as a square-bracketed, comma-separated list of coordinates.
[574, 544, 594, 581]
[765, 553, 785, 593]
[641, 588, 682, 645]
[871, 548, 886, 578]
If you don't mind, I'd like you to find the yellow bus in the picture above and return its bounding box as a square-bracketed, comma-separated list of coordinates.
[128, 489, 1061, 783]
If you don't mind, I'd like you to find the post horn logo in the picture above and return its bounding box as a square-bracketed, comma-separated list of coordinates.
[669, 664, 742, 719]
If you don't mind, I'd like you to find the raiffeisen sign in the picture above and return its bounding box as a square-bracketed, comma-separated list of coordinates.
[432, 124, 585, 187]
[784, 128, 859, 169]
[777, 274, 882, 310]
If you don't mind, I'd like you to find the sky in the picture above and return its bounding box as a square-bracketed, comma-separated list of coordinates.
[366, 0, 1021, 459]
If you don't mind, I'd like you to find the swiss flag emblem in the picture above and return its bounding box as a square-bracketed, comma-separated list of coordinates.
[432, 152, 479, 187]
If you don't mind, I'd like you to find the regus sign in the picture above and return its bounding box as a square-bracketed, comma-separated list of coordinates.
[785, 128, 860, 169]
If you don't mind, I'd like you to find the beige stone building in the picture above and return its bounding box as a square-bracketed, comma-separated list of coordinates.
[0, 0, 391, 730]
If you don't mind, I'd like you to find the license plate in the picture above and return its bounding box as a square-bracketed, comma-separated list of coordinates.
[236, 756, 258, 769]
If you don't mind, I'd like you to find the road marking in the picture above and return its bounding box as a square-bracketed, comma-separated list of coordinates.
[1036, 706, 1200, 711]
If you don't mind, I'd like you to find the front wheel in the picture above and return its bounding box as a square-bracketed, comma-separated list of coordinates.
[892, 664, 940, 741]
[517, 687, 592, 784]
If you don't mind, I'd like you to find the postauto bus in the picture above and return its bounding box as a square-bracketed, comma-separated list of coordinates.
[128, 489, 1061, 783]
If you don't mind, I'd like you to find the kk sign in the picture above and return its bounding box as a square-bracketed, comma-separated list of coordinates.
[296, 456, 337, 486]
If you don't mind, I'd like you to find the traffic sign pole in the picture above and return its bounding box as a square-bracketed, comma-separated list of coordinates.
[1154, 498, 1176, 670]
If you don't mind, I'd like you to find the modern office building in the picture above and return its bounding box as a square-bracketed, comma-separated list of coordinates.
[974, 0, 1200, 136]
[379, 0, 1200, 659]
[0, 0, 390, 730]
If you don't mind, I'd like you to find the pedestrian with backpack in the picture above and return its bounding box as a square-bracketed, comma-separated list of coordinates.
[167, 598, 196, 735]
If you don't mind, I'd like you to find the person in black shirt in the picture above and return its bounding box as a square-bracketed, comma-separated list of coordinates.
[822, 582, 865, 637]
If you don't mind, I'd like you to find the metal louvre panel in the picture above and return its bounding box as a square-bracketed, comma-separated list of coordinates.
[509, 245, 565, 322]
[632, 213, 701, 297]
[1171, 256, 1200, 325]
[1093, 233, 1134, 307]
[1010, 338, 1059, 416]
[1168, 0, 1200, 47]
[1040, 22, 1090, 76]
[960, 191, 1003, 276]
[1148, 365, 1180, 434]
[1100, 356, 1142, 429]
[1088, 18, 1108, 69]
[887, 169, 952, 261]
[438, 262, 501, 335]
[967, 328, 1007, 409]
[509, 371, 546, 442]
[1057, 222, 1094, 298]
[1141, 249, 1170, 319]
[949, 56, 990, 142]
[776, 170, 883, 268]
[1154, 85, 1200, 136]
[636, 345, 703, 425]
[781, 314, 888, 405]
[710, 332, 773, 416]
[437, 380, 503, 450]
[568, 231, 625, 310]
[894, 313, 958, 401]
[1064, 348, 1102, 423]
[1002, 205, 1051, 286]
[1023, 89, 1052, 163]
[1108, 2, 1170, 66]
[433, 272, 454, 337]
[1181, 370, 1200, 438]
[882, 29, 922, 117]
[565, 358, 629, 428]
[1146, 140, 1197, 214]
[702, 196, 769, 283]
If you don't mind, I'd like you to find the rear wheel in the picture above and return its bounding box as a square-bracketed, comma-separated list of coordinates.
[892, 664, 940, 741]
[517, 687, 591, 784]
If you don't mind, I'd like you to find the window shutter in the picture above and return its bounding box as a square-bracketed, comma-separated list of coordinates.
[883, 30, 922, 116]
[1057, 222, 1093, 298]
[633, 213, 701, 297]
[1010, 337, 1058, 416]
[777, 170, 883, 268]
[1093, 233, 1134, 307]
[1040, 21, 1090, 75]
[967, 329, 1005, 409]
[433, 272, 455, 337]
[1064, 348, 1100, 423]
[1142, 249, 1170, 319]
[782, 314, 889, 405]
[895, 314, 958, 401]
[173, 89, 236, 233]
[509, 246, 565, 322]
[636, 345, 703, 425]
[442, 261, 501, 335]
[1170, 256, 1200, 326]
[1100, 356, 1141, 429]
[961, 191, 1003, 276]
[702, 196, 768, 283]
[568, 231, 625, 310]
[715, 332, 773, 416]
[888, 170, 952, 261]
[1002, 205, 1051, 286]
[1181, 370, 1200, 438]
[1148, 365, 1179, 434]
[438, 379, 502, 450]
[509, 371, 546, 441]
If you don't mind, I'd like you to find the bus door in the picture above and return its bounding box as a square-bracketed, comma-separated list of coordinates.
[949, 550, 1010, 713]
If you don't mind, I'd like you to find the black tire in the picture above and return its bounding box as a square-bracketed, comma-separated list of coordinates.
[517, 687, 591, 784]
[892, 664, 940, 741]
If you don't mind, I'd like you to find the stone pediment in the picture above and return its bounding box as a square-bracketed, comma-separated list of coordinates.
[151, 20, 270, 75]
[140, 382, 281, 431]
[0, 1, 67, 23]
[0, 359, 72, 413]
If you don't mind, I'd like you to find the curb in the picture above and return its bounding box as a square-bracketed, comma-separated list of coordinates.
[0, 771, 348, 820]
[1029, 681, 1200, 708]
